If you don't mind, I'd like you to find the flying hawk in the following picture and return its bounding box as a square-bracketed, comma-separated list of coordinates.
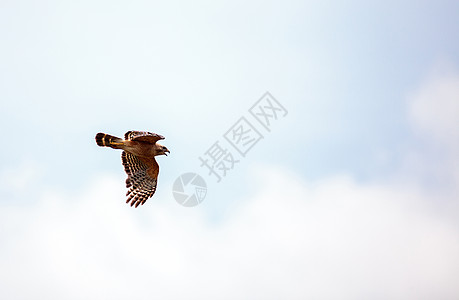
[95, 131, 170, 207]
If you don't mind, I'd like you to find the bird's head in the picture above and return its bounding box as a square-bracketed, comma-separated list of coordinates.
[156, 144, 170, 156]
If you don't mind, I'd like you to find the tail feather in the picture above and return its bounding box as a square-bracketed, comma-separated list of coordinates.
[95, 133, 124, 149]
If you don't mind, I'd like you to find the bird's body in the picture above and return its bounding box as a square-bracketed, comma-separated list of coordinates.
[95, 131, 170, 207]
[123, 140, 159, 157]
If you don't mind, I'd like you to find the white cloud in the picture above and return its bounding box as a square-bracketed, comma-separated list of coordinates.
[1, 167, 458, 300]
[408, 67, 459, 146]
[405, 63, 459, 192]
[2, 61, 459, 300]
[0, 160, 43, 191]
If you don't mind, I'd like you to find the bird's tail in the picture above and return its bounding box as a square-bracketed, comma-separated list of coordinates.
[95, 133, 125, 149]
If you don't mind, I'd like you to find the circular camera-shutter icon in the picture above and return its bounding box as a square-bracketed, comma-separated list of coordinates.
[172, 173, 207, 207]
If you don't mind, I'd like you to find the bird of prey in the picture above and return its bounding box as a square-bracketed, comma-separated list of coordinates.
[95, 131, 170, 207]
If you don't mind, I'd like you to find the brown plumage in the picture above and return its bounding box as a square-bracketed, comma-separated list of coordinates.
[95, 131, 170, 207]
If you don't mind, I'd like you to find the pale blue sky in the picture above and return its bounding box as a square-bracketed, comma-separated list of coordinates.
[1, 1, 458, 299]
[1, 0, 457, 189]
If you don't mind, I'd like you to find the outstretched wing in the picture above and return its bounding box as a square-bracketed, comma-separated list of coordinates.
[124, 131, 164, 144]
[121, 151, 159, 207]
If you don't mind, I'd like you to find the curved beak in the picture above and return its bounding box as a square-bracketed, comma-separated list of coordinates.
[165, 149, 170, 156]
